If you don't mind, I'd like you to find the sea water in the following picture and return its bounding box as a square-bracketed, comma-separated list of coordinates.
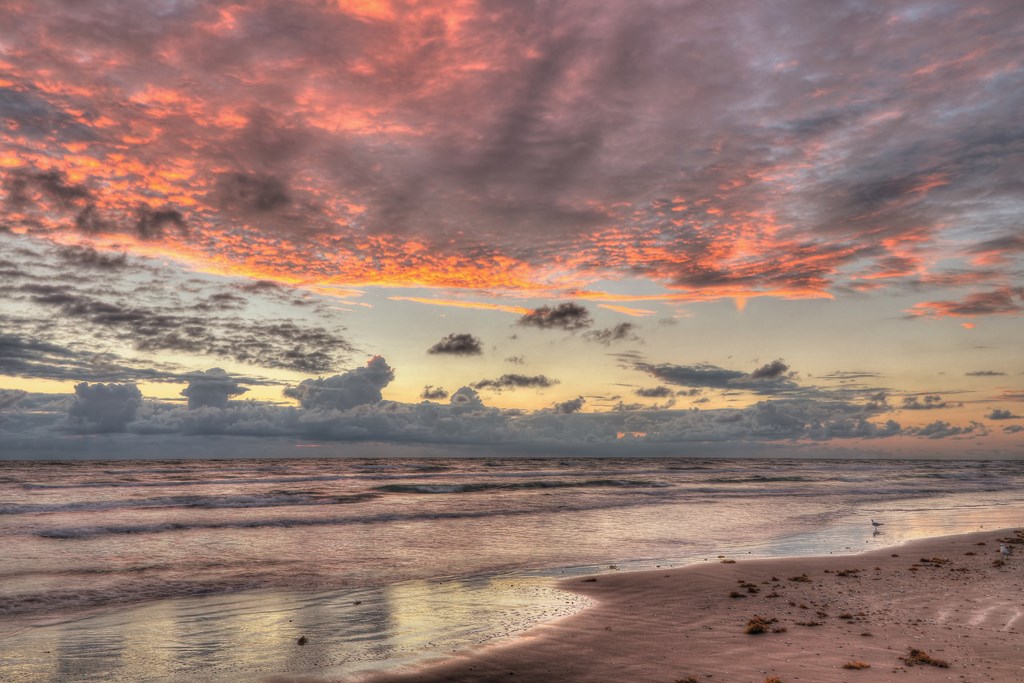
[2, 457, 1024, 681]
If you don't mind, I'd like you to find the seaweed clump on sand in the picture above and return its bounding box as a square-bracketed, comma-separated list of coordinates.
[745, 615, 781, 634]
[899, 648, 949, 668]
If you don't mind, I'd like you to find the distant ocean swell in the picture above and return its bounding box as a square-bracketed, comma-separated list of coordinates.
[7, 476, 1009, 522]
[30, 497, 673, 539]
[18, 474, 357, 490]
[0, 492, 377, 515]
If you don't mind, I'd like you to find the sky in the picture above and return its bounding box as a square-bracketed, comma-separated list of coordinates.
[0, 0, 1022, 459]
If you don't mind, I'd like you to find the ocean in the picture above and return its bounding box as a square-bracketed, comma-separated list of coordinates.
[2, 456, 1023, 681]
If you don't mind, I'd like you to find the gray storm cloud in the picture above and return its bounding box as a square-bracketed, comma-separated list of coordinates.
[518, 304, 593, 331]
[180, 368, 249, 409]
[553, 396, 586, 414]
[68, 382, 143, 433]
[421, 385, 449, 400]
[427, 333, 484, 356]
[0, 378, 995, 458]
[472, 374, 560, 391]
[633, 359, 798, 394]
[584, 323, 640, 346]
[449, 386, 485, 412]
[0, 389, 28, 410]
[284, 356, 395, 411]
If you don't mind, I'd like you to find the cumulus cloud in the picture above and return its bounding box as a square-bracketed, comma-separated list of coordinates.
[633, 359, 797, 394]
[987, 409, 1020, 420]
[901, 395, 958, 410]
[180, 368, 249, 409]
[750, 359, 791, 380]
[449, 386, 485, 411]
[299, 395, 894, 444]
[427, 333, 484, 356]
[553, 396, 586, 414]
[0, 388, 28, 410]
[635, 361, 745, 388]
[908, 420, 983, 439]
[284, 356, 395, 410]
[635, 386, 674, 398]
[68, 382, 143, 433]
[518, 303, 593, 331]
[2, 378, 995, 456]
[472, 374, 559, 391]
[128, 402, 297, 438]
[966, 371, 1006, 377]
[617, 398, 901, 441]
[421, 385, 449, 400]
[583, 322, 640, 345]
[505, 355, 525, 365]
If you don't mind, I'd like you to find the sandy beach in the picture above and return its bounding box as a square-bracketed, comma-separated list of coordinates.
[357, 528, 1024, 683]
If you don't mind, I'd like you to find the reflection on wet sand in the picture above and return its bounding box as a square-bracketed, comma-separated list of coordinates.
[0, 575, 584, 682]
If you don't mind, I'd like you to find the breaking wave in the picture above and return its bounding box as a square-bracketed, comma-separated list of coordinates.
[0, 492, 376, 515]
[34, 498, 669, 540]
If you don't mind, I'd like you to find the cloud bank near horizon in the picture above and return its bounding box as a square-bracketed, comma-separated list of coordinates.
[1, 356, 1011, 459]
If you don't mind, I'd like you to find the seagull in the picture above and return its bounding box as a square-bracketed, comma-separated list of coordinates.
[1000, 543, 1011, 559]
[871, 519, 884, 529]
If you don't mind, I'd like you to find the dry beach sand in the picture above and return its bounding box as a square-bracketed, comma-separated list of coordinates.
[355, 528, 1024, 683]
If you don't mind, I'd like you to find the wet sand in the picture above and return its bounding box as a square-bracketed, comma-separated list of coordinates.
[357, 528, 1024, 683]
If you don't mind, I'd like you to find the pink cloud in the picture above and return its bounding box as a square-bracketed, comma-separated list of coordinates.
[0, 0, 1021, 306]
[907, 288, 1024, 319]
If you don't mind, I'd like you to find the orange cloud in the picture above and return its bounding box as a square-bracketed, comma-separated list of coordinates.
[388, 296, 532, 315]
[336, 0, 395, 21]
[597, 304, 657, 317]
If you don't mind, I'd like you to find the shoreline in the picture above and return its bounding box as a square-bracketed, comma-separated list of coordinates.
[356, 528, 1024, 682]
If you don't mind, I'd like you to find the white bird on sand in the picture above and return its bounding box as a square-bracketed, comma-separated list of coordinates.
[1000, 543, 1011, 559]
[871, 519, 884, 529]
